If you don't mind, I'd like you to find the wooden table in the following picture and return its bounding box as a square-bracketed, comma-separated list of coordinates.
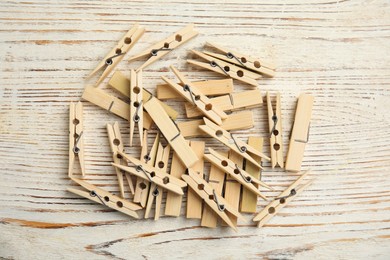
[1, 1, 389, 259]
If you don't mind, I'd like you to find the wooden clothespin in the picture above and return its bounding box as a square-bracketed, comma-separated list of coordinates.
[177, 111, 254, 138]
[144, 142, 170, 220]
[144, 96, 199, 168]
[241, 137, 263, 213]
[187, 50, 260, 87]
[133, 132, 159, 207]
[204, 42, 275, 77]
[129, 70, 143, 146]
[267, 92, 284, 168]
[112, 151, 187, 196]
[128, 24, 198, 72]
[199, 117, 270, 168]
[107, 122, 134, 198]
[204, 148, 272, 200]
[161, 66, 227, 125]
[69, 101, 85, 177]
[285, 94, 314, 172]
[181, 169, 246, 231]
[185, 89, 263, 118]
[157, 78, 234, 100]
[253, 171, 313, 227]
[82, 85, 154, 130]
[108, 71, 179, 120]
[68, 177, 142, 219]
[87, 24, 145, 86]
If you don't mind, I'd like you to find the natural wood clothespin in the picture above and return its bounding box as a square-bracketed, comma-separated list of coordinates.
[108, 71, 179, 120]
[184, 89, 263, 118]
[68, 177, 142, 219]
[144, 96, 199, 168]
[128, 24, 198, 72]
[133, 132, 159, 207]
[87, 24, 145, 86]
[204, 148, 272, 200]
[199, 117, 270, 168]
[267, 92, 284, 168]
[82, 85, 154, 130]
[145, 142, 170, 220]
[69, 101, 85, 177]
[177, 111, 254, 138]
[112, 151, 187, 195]
[161, 66, 227, 125]
[107, 122, 135, 198]
[285, 94, 314, 172]
[188, 50, 260, 87]
[204, 42, 275, 77]
[157, 78, 234, 100]
[182, 169, 246, 231]
[129, 70, 143, 146]
[253, 171, 313, 227]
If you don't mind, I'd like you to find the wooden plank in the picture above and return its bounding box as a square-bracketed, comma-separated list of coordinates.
[186, 141, 205, 219]
[157, 79, 234, 99]
[240, 137, 263, 213]
[177, 111, 254, 138]
[200, 151, 227, 228]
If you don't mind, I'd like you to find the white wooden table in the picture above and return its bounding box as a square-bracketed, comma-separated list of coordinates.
[1, 1, 389, 259]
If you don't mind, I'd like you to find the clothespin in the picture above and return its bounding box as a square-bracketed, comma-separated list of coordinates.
[69, 101, 85, 177]
[204, 42, 275, 77]
[181, 169, 246, 231]
[107, 122, 134, 198]
[129, 70, 143, 146]
[87, 24, 145, 86]
[112, 151, 187, 196]
[128, 24, 198, 72]
[68, 177, 142, 219]
[204, 148, 272, 200]
[285, 94, 314, 172]
[157, 78, 234, 100]
[144, 142, 171, 220]
[177, 111, 254, 138]
[187, 50, 260, 87]
[253, 171, 314, 227]
[144, 96, 199, 168]
[161, 66, 228, 125]
[133, 132, 159, 207]
[267, 92, 284, 168]
[184, 89, 263, 118]
[199, 117, 270, 168]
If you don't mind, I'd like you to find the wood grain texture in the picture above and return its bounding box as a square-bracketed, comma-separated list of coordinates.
[1, 0, 389, 259]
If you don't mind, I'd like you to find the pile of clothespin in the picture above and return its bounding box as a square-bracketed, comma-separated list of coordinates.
[68, 24, 315, 231]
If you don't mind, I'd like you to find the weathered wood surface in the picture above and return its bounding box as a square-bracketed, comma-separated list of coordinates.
[1, 0, 390, 259]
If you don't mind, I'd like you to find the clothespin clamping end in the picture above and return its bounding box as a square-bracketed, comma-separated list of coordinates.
[204, 148, 273, 201]
[87, 24, 145, 86]
[187, 50, 261, 87]
[128, 24, 198, 72]
[67, 177, 142, 219]
[267, 92, 284, 168]
[69, 101, 85, 178]
[199, 117, 270, 169]
[112, 151, 187, 196]
[204, 42, 276, 78]
[161, 65, 228, 125]
[253, 171, 314, 228]
[181, 169, 246, 231]
[129, 69, 144, 146]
